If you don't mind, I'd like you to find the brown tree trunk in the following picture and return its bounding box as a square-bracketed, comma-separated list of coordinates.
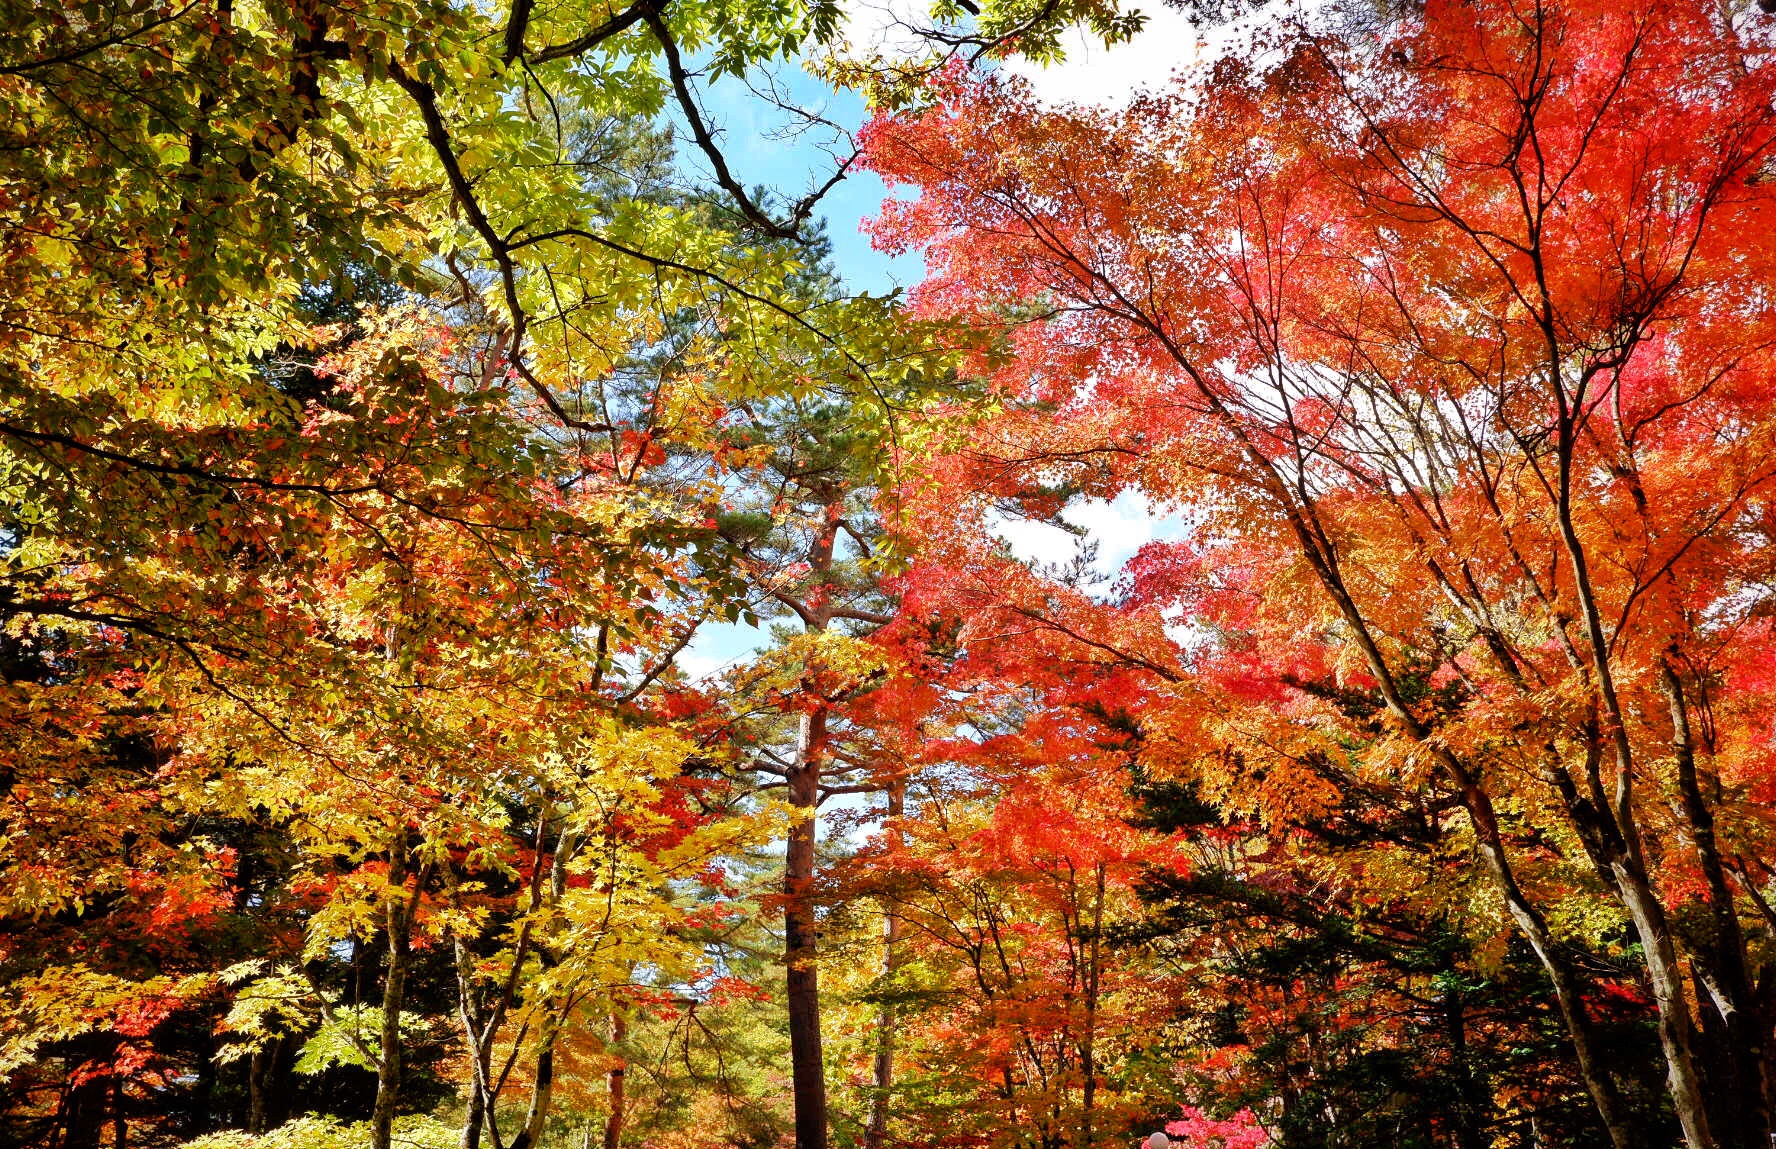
[1663, 663, 1771, 1149]
[787, 706, 829, 1149]
[450, 803, 556, 1149]
[1445, 984, 1486, 1149]
[511, 823, 579, 1149]
[247, 1043, 270, 1134]
[1078, 862, 1105, 1149]
[604, 1010, 627, 1149]
[61, 1069, 107, 1149]
[776, 500, 853, 1149]
[865, 778, 905, 1149]
[372, 829, 431, 1149]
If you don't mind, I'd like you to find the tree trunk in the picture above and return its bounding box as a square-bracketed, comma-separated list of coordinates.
[1663, 663, 1771, 1149]
[787, 706, 829, 1149]
[604, 1010, 627, 1149]
[372, 828, 430, 1149]
[1449, 767, 1638, 1149]
[509, 1017, 561, 1149]
[511, 820, 579, 1149]
[460, 1079, 485, 1149]
[61, 1070, 106, 1149]
[865, 777, 905, 1149]
[1078, 862, 1105, 1149]
[1262, 467, 1638, 1149]
[450, 804, 556, 1149]
[1609, 858, 1718, 1149]
[1552, 466, 1715, 1149]
[1445, 985, 1486, 1149]
[247, 1045, 270, 1134]
[451, 925, 492, 1149]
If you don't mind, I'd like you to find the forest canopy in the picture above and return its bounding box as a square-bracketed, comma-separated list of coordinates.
[4, 2, 1776, 1149]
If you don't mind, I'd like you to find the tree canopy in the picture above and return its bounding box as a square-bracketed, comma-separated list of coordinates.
[5, 2, 1776, 1149]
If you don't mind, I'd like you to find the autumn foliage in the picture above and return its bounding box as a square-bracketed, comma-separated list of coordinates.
[860, 2, 1776, 1147]
[6, 1, 1776, 1148]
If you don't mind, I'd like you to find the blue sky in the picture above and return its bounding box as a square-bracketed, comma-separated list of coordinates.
[701, 64, 921, 296]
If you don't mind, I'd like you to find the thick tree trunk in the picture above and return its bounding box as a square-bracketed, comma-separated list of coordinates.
[865, 778, 905, 1149]
[61, 1069, 107, 1149]
[786, 707, 829, 1149]
[1608, 856, 1715, 1149]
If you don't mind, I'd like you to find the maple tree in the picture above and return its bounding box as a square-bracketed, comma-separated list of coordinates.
[863, 1, 1776, 1147]
[0, 0, 1146, 1139]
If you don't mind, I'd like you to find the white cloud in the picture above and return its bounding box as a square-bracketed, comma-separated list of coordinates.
[1070, 488, 1191, 571]
[993, 489, 1192, 582]
[1002, 6, 1206, 107]
[834, 0, 940, 61]
[834, 0, 1208, 107]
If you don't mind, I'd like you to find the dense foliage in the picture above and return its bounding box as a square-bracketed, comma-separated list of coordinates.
[4, 1, 1776, 1148]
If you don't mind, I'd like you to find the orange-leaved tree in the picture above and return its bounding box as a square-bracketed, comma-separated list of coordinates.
[863, 2, 1776, 1147]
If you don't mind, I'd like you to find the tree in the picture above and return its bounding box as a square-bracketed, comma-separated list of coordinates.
[716, 389, 905, 1149]
[862, 3, 1776, 1147]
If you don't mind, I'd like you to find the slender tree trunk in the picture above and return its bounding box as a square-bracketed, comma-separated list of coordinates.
[604, 1010, 627, 1149]
[511, 822, 579, 1149]
[865, 777, 905, 1149]
[451, 803, 556, 1149]
[451, 925, 493, 1149]
[1281, 499, 1636, 1149]
[509, 1022, 560, 1149]
[460, 1079, 485, 1149]
[787, 706, 829, 1149]
[1258, 466, 1639, 1149]
[1663, 662, 1771, 1149]
[247, 1045, 270, 1134]
[1445, 985, 1486, 1149]
[1448, 767, 1638, 1149]
[1078, 862, 1105, 1149]
[372, 828, 430, 1149]
[1551, 459, 1715, 1149]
